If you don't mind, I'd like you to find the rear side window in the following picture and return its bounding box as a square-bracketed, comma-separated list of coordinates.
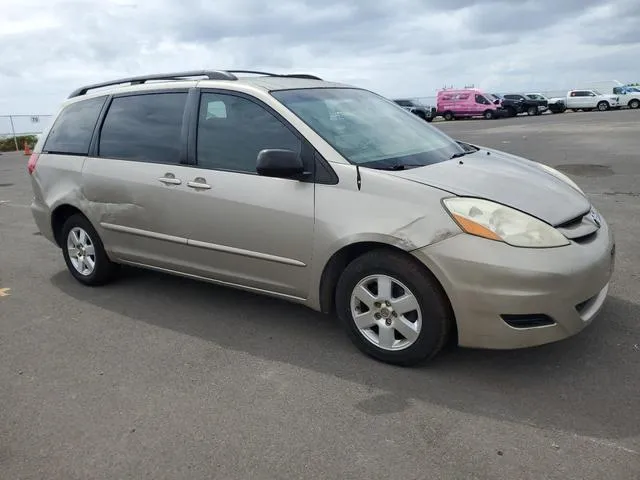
[99, 92, 187, 164]
[43, 96, 106, 155]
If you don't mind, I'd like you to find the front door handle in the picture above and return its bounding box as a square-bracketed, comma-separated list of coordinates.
[187, 177, 211, 190]
[158, 173, 182, 185]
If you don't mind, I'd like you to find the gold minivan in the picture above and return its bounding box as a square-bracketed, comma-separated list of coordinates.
[28, 70, 615, 365]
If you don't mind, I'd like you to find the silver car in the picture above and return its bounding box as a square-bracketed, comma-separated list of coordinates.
[28, 70, 615, 365]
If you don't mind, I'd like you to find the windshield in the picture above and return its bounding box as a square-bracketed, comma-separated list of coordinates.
[272, 88, 464, 168]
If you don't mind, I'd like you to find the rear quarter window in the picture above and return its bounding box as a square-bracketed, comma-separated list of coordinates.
[43, 96, 107, 155]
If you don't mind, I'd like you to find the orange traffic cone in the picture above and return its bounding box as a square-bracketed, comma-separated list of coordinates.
[24, 141, 32, 156]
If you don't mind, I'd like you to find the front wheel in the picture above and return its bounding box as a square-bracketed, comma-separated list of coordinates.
[61, 214, 117, 286]
[597, 101, 609, 111]
[335, 250, 453, 366]
[483, 110, 495, 120]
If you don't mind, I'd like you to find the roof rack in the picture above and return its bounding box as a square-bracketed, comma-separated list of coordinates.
[68, 69, 323, 98]
[226, 70, 323, 81]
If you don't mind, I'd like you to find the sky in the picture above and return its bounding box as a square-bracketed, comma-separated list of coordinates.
[1, 0, 639, 120]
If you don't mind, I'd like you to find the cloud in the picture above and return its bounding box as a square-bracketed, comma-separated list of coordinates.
[0, 0, 639, 117]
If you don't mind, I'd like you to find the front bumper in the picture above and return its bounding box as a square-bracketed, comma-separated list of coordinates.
[411, 219, 615, 349]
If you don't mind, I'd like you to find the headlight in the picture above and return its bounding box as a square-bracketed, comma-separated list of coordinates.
[535, 162, 585, 195]
[443, 197, 570, 248]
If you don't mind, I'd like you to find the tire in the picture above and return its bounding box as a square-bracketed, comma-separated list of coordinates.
[597, 101, 609, 111]
[629, 99, 639, 109]
[426, 116, 433, 123]
[506, 107, 517, 117]
[416, 111, 426, 121]
[61, 213, 117, 286]
[335, 249, 453, 366]
[443, 111, 454, 121]
[527, 106, 537, 116]
[483, 110, 494, 120]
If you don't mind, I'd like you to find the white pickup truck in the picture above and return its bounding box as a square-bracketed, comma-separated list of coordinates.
[547, 89, 620, 113]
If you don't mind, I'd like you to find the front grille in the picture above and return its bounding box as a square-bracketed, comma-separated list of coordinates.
[501, 314, 556, 329]
[556, 209, 600, 242]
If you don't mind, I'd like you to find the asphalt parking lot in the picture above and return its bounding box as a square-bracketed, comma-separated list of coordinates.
[1, 110, 639, 479]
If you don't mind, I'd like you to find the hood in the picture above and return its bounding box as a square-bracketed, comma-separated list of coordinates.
[389, 148, 591, 226]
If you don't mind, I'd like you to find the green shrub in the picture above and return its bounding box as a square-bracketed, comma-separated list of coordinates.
[0, 135, 38, 152]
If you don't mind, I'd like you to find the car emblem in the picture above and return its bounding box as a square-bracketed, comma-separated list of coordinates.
[590, 207, 601, 228]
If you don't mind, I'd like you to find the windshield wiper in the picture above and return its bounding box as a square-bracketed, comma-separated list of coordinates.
[450, 151, 470, 159]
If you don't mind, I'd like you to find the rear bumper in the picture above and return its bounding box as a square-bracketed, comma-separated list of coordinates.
[31, 198, 56, 245]
[411, 219, 615, 349]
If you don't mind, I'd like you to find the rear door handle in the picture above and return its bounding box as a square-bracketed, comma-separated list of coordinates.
[187, 177, 211, 190]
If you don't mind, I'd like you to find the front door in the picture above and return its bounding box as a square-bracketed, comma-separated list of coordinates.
[177, 91, 315, 300]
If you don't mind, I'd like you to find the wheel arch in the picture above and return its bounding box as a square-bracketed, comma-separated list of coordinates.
[51, 204, 89, 247]
[318, 241, 458, 345]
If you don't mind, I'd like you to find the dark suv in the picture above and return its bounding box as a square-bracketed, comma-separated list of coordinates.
[502, 94, 548, 116]
[393, 99, 436, 122]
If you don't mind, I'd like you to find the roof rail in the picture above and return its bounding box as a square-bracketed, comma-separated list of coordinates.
[226, 70, 323, 80]
[68, 69, 323, 98]
[67, 70, 238, 98]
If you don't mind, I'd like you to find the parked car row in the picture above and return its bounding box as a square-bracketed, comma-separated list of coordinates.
[395, 82, 640, 122]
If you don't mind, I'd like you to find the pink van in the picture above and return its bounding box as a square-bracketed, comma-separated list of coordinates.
[436, 88, 506, 121]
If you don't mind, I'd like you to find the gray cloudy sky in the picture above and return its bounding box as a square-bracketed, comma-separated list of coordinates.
[1, 0, 639, 115]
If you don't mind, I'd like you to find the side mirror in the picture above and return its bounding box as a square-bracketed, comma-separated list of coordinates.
[256, 149, 307, 179]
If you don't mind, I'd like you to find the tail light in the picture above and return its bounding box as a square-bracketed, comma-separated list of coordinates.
[27, 153, 40, 175]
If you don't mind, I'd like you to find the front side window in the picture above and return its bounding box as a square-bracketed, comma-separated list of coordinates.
[43, 96, 106, 155]
[475, 94, 490, 105]
[99, 92, 187, 164]
[197, 93, 301, 173]
[272, 88, 463, 169]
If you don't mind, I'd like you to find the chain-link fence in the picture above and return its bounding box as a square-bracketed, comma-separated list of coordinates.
[0, 114, 53, 152]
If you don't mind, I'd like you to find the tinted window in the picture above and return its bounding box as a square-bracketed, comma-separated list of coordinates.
[43, 96, 106, 155]
[99, 93, 187, 164]
[197, 93, 301, 173]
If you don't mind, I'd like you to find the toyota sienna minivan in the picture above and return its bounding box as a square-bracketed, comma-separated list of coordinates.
[28, 70, 615, 365]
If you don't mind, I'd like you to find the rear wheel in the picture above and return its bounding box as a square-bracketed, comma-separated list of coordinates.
[629, 99, 639, 109]
[597, 101, 609, 111]
[335, 250, 453, 366]
[527, 106, 537, 116]
[506, 107, 517, 117]
[61, 214, 117, 286]
[443, 111, 454, 121]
